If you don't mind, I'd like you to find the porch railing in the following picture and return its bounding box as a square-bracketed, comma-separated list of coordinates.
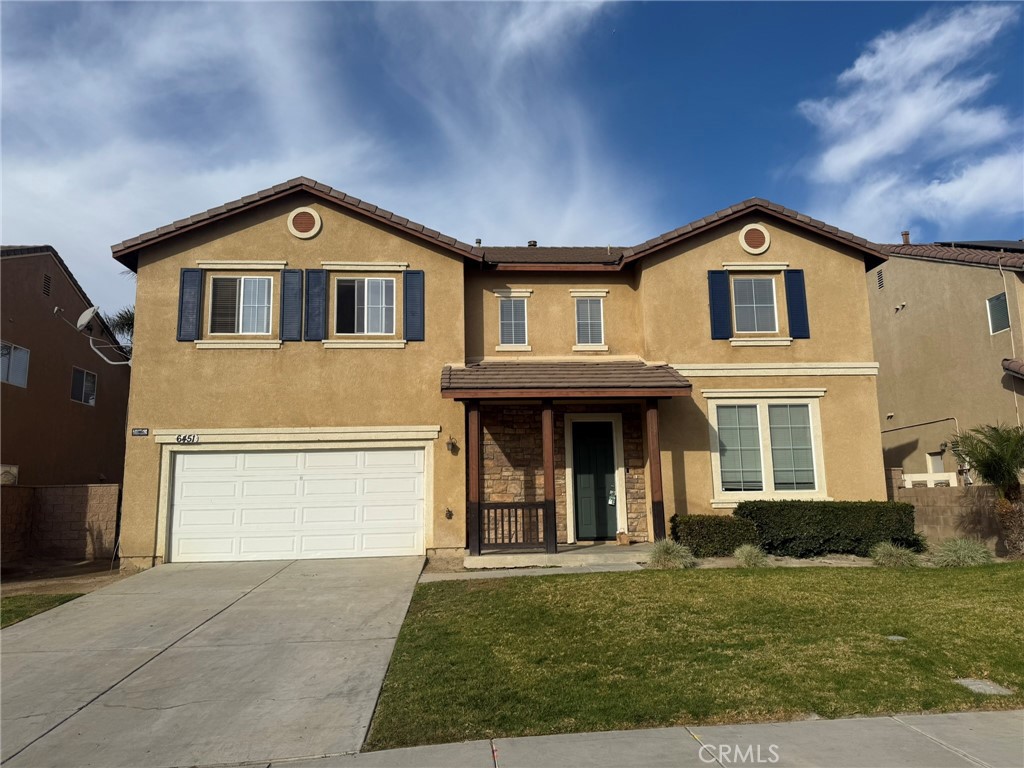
[480, 502, 547, 549]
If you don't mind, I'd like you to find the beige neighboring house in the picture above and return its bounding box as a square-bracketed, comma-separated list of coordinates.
[868, 236, 1024, 485]
[111, 177, 889, 572]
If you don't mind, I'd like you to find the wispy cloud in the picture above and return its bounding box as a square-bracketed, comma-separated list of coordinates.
[797, 4, 1023, 241]
[2, 2, 650, 313]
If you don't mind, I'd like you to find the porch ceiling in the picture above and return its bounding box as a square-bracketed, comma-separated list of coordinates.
[440, 360, 692, 400]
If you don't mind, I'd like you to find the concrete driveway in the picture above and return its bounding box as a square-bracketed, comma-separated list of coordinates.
[1, 557, 423, 768]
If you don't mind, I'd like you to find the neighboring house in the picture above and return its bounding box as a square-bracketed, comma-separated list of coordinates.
[1, 245, 131, 485]
[868, 237, 1024, 484]
[112, 177, 888, 571]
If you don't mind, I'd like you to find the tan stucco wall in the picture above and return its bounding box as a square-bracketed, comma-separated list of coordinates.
[120, 194, 468, 569]
[867, 257, 1022, 473]
[1, 254, 131, 485]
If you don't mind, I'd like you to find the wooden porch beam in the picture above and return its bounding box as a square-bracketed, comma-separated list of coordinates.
[645, 398, 667, 540]
[541, 399, 557, 554]
[467, 400, 481, 556]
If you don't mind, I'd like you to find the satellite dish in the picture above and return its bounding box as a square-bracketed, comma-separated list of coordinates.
[76, 306, 99, 332]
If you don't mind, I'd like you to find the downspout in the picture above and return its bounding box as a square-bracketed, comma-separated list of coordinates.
[996, 252, 1022, 427]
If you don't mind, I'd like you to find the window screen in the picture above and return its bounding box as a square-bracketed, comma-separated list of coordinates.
[0, 342, 30, 388]
[576, 298, 604, 345]
[499, 298, 527, 345]
[988, 293, 1010, 334]
[734, 278, 776, 333]
[769, 404, 816, 490]
[717, 405, 763, 491]
[71, 367, 97, 406]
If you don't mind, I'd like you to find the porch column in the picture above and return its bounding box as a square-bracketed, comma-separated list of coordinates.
[541, 399, 558, 554]
[645, 398, 667, 540]
[467, 399, 481, 556]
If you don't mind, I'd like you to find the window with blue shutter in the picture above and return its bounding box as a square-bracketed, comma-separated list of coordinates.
[404, 270, 425, 342]
[304, 269, 327, 341]
[280, 270, 303, 341]
[708, 270, 732, 340]
[176, 268, 203, 341]
[784, 270, 810, 339]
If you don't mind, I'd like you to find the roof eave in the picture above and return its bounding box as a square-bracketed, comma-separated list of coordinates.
[441, 386, 692, 400]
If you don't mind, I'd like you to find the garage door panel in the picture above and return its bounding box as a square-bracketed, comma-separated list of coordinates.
[171, 448, 424, 562]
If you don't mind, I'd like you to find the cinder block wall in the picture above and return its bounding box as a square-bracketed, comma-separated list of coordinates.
[887, 471, 1003, 553]
[0, 484, 120, 561]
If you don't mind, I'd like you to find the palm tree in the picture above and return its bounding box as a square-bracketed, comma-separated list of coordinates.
[954, 424, 1024, 500]
[102, 306, 134, 357]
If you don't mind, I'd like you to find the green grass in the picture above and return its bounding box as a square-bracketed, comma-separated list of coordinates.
[1, 594, 83, 628]
[366, 564, 1024, 750]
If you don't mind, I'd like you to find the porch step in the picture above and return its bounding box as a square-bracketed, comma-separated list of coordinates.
[465, 543, 653, 570]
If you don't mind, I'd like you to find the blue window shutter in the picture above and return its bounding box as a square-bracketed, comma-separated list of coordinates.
[280, 269, 303, 342]
[176, 268, 203, 342]
[404, 270, 425, 342]
[785, 269, 810, 339]
[304, 269, 327, 341]
[708, 270, 732, 340]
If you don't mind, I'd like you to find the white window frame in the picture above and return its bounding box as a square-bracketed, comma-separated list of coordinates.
[497, 297, 529, 350]
[987, 292, 1010, 335]
[705, 389, 829, 509]
[334, 277, 396, 337]
[1, 341, 30, 388]
[208, 276, 274, 336]
[71, 366, 98, 407]
[574, 297, 605, 347]
[732, 276, 778, 334]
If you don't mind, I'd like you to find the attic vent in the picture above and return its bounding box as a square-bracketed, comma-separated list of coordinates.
[739, 224, 770, 255]
[287, 207, 322, 239]
[42, 274, 52, 296]
[876, 269, 884, 290]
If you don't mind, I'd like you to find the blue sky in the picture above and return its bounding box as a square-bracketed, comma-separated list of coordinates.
[3, 2, 1022, 314]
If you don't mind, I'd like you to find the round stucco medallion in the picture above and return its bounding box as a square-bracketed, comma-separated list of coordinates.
[287, 207, 322, 239]
[739, 223, 771, 255]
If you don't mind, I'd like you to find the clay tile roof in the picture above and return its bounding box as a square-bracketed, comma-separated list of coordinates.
[111, 177, 485, 270]
[882, 243, 1024, 271]
[482, 246, 624, 264]
[440, 360, 692, 398]
[1002, 359, 1024, 379]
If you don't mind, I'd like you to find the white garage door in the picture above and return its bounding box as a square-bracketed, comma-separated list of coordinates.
[170, 449, 424, 562]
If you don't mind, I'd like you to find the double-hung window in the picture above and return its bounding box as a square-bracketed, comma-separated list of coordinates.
[210, 276, 272, 334]
[988, 292, 1009, 334]
[711, 397, 824, 503]
[336, 278, 395, 335]
[575, 298, 604, 345]
[499, 297, 528, 346]
[1, 341, 30, 388]
[733, 277, 777, 333]
[71, 367, 97, 406]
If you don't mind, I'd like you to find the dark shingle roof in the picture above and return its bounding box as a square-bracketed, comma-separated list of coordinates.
[882, 243, 1024, 271]
[1002, 359, 1024, 379]
[440, 360, 691, 398]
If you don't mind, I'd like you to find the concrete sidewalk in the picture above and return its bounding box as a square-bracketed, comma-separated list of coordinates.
[257, 710, 1023, 768]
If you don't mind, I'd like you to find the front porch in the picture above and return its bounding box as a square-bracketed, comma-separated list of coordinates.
[441, 360, 693, 557]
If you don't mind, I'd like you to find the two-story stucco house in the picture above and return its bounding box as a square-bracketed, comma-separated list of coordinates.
[112, 177, 888, 571]
[868, 236, 1024, 484]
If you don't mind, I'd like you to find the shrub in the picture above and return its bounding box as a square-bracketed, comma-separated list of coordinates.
[670, 514, 759, 557]
[733, 544, 770, 568]
[647, 539, 698, 570]
[931, 537, 994, 567]
[870, 541, 920, 568]
[734, 500, 924, 558]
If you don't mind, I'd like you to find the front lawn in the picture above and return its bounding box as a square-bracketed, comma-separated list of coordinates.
[366, 565, 1024, 750]
[1, 594, 83, 628]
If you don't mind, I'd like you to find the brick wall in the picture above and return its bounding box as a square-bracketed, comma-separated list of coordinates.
[0, 484, 120, 562]
[481, 404, 649, 543]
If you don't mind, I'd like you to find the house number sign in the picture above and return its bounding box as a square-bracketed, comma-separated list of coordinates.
[175, 434, 200, 444]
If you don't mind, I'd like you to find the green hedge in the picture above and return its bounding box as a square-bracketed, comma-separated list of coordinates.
[670, 514, 759, 557]
[733, 500, 923, 558]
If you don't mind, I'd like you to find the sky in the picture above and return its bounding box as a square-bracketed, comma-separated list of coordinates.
[3, 1, 1022, 314]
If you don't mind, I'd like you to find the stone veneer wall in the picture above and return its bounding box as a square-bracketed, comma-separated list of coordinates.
[0, 484, 120, 561]
[481, 403, 649, 543]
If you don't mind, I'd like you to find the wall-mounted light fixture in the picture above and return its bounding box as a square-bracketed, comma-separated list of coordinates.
[445, 436, 459, 454]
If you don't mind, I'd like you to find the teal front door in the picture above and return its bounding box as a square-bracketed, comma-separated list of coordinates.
[572, 421, 618, 541]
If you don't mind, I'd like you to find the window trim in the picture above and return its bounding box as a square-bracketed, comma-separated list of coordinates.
[497, 296, 530, 350]
[207, 275, 274, 336]
[987, 292, 1010, 335]
[333, 276, 397, 337]
[0, 341, 30, 388]
[732, 276, 779, 335]
[705, 389, 829, 509]
[574, 296, 605, 347]
[70, 366, 98, 407]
